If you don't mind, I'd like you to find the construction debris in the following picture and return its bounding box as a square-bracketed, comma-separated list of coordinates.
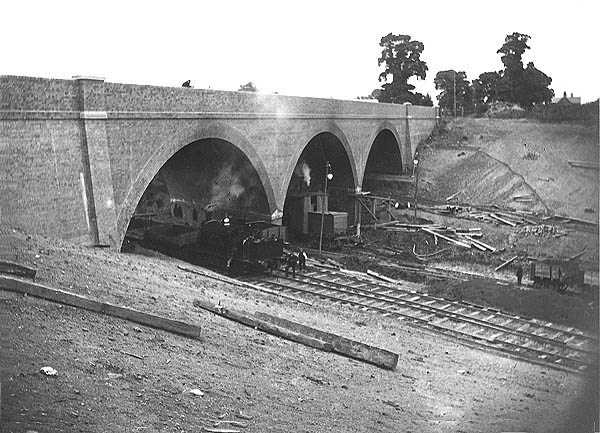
[513, 194, 533, 202]
[421, 227, 472, 248]
[489, 213, 517, 227]
[378, 221, 497, 252]
[445, 191, 461, 201]
[494, 256, 518, 272]
[193, 299, 399, 370]
[568, 160, 599, 170]
[1, 275, 202, 339]
[412, 245, 450, 260]
[515, 225, 566, 237]
[0, 260, 36, 280]
[40, 366, 58, 376]
[254, 312, 399, 370]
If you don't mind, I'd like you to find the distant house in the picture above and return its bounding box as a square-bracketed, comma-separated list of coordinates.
[551, 91, 581, 105]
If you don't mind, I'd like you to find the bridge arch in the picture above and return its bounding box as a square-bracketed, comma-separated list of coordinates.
[361, 121, 406, 187]
[116, 121, 276, 248]
[281, 120, 358, 200]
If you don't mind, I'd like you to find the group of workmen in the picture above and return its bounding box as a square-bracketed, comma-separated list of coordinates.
[284, 249, 308, 277]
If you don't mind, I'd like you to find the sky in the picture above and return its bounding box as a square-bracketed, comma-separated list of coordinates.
[3, 0, 599, 104]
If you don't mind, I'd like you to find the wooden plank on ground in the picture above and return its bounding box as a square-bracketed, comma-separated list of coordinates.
[192, 299, 333, 352]
[254, 311, 398, 370]
[0, 275, 201, 338]
[494, 256, 518, 272]
[568, 160, 599, 170]
[0, 260, 37, 280]
[465, 237, 497, 252]
[421, 228, 472, 248]
[489, 213, 517, 227]
[568, 250, 587, 261]
[445, 191, 461, 201]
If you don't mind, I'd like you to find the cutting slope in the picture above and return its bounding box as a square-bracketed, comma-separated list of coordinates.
[419, 118, 599, 221]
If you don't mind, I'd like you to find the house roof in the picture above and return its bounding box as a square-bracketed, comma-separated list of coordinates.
[551, 92, 581, 105]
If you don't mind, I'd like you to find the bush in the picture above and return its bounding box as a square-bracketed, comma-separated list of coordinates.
[486, 102, 527, 119]
[529, 100, 599, 123]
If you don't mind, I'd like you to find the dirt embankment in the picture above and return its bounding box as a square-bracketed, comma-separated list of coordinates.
[1, 229, 598, 433]
[419, 118, 599, 222]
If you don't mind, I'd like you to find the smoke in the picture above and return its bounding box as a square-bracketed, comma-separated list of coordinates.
[294, 160, 311, 187]
[208, 162, 246, 210]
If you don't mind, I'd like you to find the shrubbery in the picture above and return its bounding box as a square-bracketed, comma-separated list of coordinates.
[529, 100, 599, 123]
[463, 100, 599, 124]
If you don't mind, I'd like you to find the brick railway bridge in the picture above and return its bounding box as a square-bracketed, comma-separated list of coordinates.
[1, 76, 439, 249]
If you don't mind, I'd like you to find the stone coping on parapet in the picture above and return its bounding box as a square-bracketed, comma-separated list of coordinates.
[0, 110, 436, 121]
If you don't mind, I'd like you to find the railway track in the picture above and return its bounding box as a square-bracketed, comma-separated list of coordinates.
[241, 265, 598, 375]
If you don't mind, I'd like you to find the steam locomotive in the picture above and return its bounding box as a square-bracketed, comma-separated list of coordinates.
[136, 215, 285, 273]
[196, 217, 285, 272]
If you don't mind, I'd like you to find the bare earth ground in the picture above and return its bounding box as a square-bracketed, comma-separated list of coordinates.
[1, 229, 598, 433]
[419, 118, 599, 222]
[2, 118, 599, 432]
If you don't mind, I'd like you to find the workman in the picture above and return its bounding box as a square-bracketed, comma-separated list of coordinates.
[298, 249, 307, 271]
[285, 253, 297, 277]
[516, 264, 524, 286]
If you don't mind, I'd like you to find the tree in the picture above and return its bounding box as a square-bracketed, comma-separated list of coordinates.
[497, 32, 530, 103]
[357, 89, 382, 101]
[471, 71, 503, 112]
[495, 32, 553, 107]
[377, 33, 429, 104]
[238, 82, 257, 92]
[521, 62, 554, 105]
[434, 70, 471, 114]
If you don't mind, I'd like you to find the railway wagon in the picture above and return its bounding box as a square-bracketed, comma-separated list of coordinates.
[529, 258, 598, 292]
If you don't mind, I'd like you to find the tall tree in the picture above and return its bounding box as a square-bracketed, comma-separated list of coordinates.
[521, 62, 554, 105]
[377, 33, 429, 104]
[495, 32, 553, 107]
[497, 32, 530, 103]
[434, 70, 471, 114]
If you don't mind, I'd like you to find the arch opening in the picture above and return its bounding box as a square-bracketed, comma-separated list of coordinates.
[362, 128, 412, 196]
[283, 132, 355, 245]
[122, 138, 272, 259]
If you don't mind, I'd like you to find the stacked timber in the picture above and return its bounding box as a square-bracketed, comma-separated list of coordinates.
[378, 221, 497, 252]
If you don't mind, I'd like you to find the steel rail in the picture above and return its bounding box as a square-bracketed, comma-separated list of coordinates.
[242, 267, 598, 374]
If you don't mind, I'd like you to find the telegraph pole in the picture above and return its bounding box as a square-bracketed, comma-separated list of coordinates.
[453, 70, 457, 118]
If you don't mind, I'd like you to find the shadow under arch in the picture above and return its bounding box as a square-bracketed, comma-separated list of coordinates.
[116, 121, 276, 249]
[280, 120, 358, 200]
[361, 120, 406, 185]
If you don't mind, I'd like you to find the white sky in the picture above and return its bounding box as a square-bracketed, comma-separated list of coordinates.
[3, 0, 599, 103]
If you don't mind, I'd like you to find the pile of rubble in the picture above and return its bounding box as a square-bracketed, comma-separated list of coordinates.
[515, 224, 566, 238]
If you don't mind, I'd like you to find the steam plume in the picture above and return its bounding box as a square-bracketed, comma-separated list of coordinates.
[294, 160, 311, 187]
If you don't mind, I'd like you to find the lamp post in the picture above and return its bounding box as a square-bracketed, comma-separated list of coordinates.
[412, 158, 419, 219]
[319, 161, 333, 257]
